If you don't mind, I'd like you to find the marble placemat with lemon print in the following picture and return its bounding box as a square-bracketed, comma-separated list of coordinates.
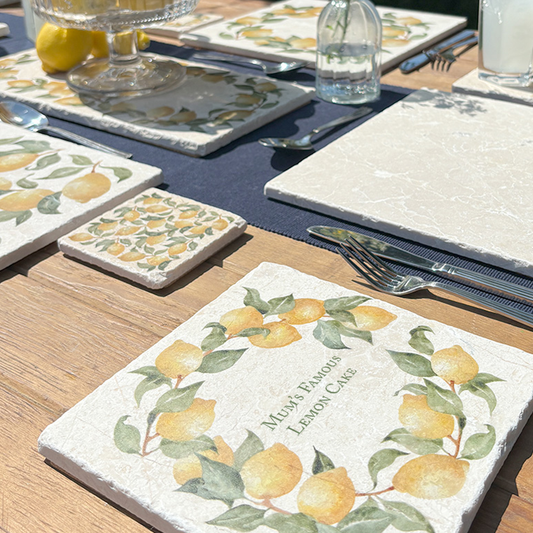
[180, 0, 466, 71]
[146, 13, 224, 38]
[0, 50, 314, 157]
[0, 123, 162, 271]
[58, 188, 247, 289]
[39, 261, 533, 533]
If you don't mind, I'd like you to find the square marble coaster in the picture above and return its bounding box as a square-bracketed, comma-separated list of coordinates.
[58, 188, 246, 289]
[146, 13, 223, 38]
[39, 262, 533, 533]
[0, 50, 314, 157]
[0, 123, 162, 271]
[452, 68, 533, 107]
[265, 89, 533, 277]
[180, 0, 466, 71]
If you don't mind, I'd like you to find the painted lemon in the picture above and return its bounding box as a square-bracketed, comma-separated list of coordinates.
[119, 251, 146, 262]
[170, 110, 197, 124]
[431, 346, 479, 384]
[0, 177, 12, 190]
[249, 322, 302, 349]
[69, 232, 94, 242]
[348, 306, 397, 331]
[97, 221, 118, 232]
[107, 243, 125, 256]
[0, 152, 39, 172]
[156, 398, 216, 441]
[169, 243, 188, 256]
[290, 37, 316, 48]
[123, 209, 140, 221]
[279, 298, 325, 325]
[146, 106, 175, 119]
[145, 204, 171, 213]
[62, 173, 111, 203]
[398, 394, 455, 439]
[212, 218, 228, 231]
[254, 82, 277, 93]
[146, 234, 167, 246]
[179, 210, 198, 219]
[189, 225, 208, 235]
[147, 255, 170, 266]
[143, 197, 162, 205]
[241, 443, 302, 499]
[155, 340, 204, 379]
[0, 189, 54, 211]
[147, 219, 166, 229]
[219, 306, 264, 336]
[297, 467, 356, 525]
[115, 226, 140, 236]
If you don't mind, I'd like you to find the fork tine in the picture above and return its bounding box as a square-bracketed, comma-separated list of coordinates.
[345, 237, 399, 279]
[338, 247, 389, 291]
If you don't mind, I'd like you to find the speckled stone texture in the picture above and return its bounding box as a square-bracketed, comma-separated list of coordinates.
[264, 89, 533, 276]
[39, 262, 533, 533]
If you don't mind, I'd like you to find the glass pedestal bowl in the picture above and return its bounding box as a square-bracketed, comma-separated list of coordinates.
[31, 0, 199, 97]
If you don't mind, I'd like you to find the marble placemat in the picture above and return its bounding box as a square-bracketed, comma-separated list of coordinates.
[39, 261, 533, 533]
[0, 50, 314, 157]
[452, 68, 533, 107]
[146, 13, 224, 38]
[0, 123, 162, 271]
[180, 0, 466, 71]
[264, 89, 533, 277]
[59, 187, 247, 289]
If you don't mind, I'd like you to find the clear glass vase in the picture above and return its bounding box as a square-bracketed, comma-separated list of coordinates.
[316, 0, 382, 104]
[32, 0, 199, 97]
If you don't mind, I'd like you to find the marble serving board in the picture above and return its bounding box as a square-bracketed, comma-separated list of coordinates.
[59, 188, 247, 289]
[39, 261, 533, 533]
[452, 68, 533, 107]
[265, 89, 533, 277]
[0, 50, 314, 157]
[146, 13, 223, 38]
[0, 123, 162, 271]
[180, 0, 466, 71]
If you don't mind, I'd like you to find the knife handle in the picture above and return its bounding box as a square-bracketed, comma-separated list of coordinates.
[440, 264, 533, 305]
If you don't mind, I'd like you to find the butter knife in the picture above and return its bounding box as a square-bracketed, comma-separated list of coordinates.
[307, 225, 533, 304]
[399, 29, 476, 74]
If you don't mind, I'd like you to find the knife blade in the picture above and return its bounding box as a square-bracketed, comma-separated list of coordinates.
[399, 29, 476, 74]
[307, 225, 533, 304]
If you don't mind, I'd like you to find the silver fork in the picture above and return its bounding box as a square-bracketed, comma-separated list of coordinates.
[434, 35, 478, 71]
[338, 236, 533, 328]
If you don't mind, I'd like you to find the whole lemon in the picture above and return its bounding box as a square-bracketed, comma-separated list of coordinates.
[240, 443, 302, 499]
[279, 298, 325, 325]
[219, 306, 264, 336]
[431, 346, 479, 384]
[398, 394, 455, 439]
[393, 454, 469, 499]
[156, 398, 216, 441]
[36, 23, 92, 73]
[348, 306, 397, 331]
[0, 189, 54, 211]
[91, 30, 150, 58]
[155, 340, 204, 379]
[249, 322, 302, 349]
[173, 435, 234, 484]
[297, 467, 356, 525]
[62, 172, 111, 203]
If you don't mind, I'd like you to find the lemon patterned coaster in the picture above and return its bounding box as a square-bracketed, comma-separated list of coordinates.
[0, 124, 162, 271]
[39, 262, 533, 533]
[146, 13, 224, 38]
[58, 188, 246, 289]
[0, 50, 314, 157]
[180, 0, 466, 71]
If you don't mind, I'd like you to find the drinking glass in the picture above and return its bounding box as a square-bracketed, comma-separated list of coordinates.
[478, 0, 533, 87]
[31, 0, 199, 96]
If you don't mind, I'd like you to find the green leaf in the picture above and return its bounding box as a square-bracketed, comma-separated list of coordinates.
[16, 177, 38, 189]
[235, 327, 270, 337]
[37, 192, 61, 214]
[266, 294, 295, 316]
[380, 500, 435, 533]
[460, 425, 496, 460]
[101, 165, 133, 181]
[207, 505, 266, 532]
[113, 415, 141, 455]
[470, 372, 505, 385]
[0, 136, 23, 145]
[197, 349, 247, 373]
[264, 513, 318, 533]
[382, 428, 443, 455]
[337, 323, 373, 344]
[40, 167, 82, 179]
[15, 210, 32, 225]
[316, 525, 338, 533]
[233, 430, 264, 471]
[204, 322, 227, 331]
[177, 477, 234, 506]
[134, 375, 172, 406]
[425, 379, 464, 418]
[129, 365, 164, 378]
[324, 296, 370, 313]
[313, 320, 349, 350]
[71, 154, 93, 165]
[197, 454, 245, 501]
[16, 140, 51, 153]
[152, 381, 203, 414]
[408, 326, 434, 355]
[459, 380, 497, 413]
[338, 505, 392, 533]
[328, 309, 356, 325]
[312, 447, 335, 474]
[201, 327, 228, 351]
[160, 435, 216, 459]
[368, 449, 409, 488]
[387, 350, 436, 377]
[394, 383, 428, 396]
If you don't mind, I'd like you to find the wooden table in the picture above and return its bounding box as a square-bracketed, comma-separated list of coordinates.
[1, 2, 532, 532]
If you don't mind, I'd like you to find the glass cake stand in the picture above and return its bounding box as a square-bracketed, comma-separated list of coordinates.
[31, 0, 199, 97]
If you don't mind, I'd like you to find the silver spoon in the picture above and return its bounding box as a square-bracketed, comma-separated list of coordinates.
[259, 107, 372, 150]
[0, 100, 132, 159]
[192, 52, 308, 76]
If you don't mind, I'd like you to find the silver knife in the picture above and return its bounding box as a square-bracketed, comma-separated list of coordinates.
[399, 29, 476, 74]
[307, 225, 533, 304]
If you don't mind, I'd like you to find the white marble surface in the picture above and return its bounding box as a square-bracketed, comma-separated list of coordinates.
[181, 0, 466, 71]
[39, 262, 533, 533]
[0, 124, 162, 271]
[452, 68, 533, 107]
[0, 50, 314, 157]
[265, 89, 533, 276]
[59, 188, 247, 289]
